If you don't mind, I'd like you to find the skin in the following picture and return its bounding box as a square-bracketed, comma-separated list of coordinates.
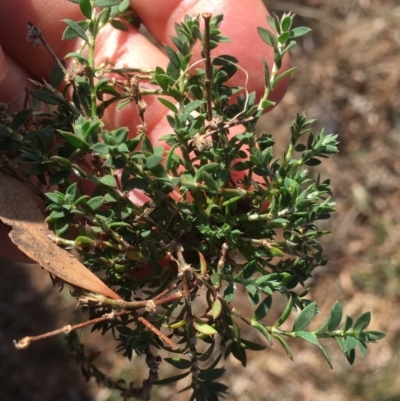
[0, 0, 290, 262]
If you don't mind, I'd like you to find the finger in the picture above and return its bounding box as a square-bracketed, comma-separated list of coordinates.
[100, 0, 290, 143]
[0, 0, 169, 141]
[94, 24, 170, 144]
[130, 0, 290, 102]
[0, 0, 166, 139]
[0, 0, 81, 82]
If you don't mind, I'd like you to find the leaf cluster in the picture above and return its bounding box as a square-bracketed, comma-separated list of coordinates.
[0, 4, 385, 401]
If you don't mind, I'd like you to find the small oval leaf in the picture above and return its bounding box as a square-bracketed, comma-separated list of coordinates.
[293, 302, 317, 332]
[164, 358, 192, 370]
[193, 321, 217, 336]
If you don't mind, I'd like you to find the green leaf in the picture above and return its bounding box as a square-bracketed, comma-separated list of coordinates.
[164, 358, 192, 369]
[252, 296, 272, 321]
[281, 40, 297, 56]
[66, 182, 78, 199]
[124, 178, 148, 191]
[257, 27, 278, 48]
[91, 143, 109, 154]
[111, 127, 128, 144]
[11, 109, 33, 129]
[64, 51, 89, 65]
[243, 260, 257, 279]
[223, 282, 235, 302]
[110, 19, 129, 31]
[246, 283, 259, 306]
[274, 47, 282, 69]
[182, 100, 205, 116]
[231, 341, 247, 367]
[58, 130, 90, 151]
[275, 295, 293, 327]
[194, 163, 219, 182]
[31, 90, 60, 105]
[317, 343, 333, 369]
[266, 16, 277, 32]
[198, 341, 216, 362]
[158, 98, 178, 114]
[345, 336, 358, 354]
[356, 339, 368, 356]
[50, 61, 67, 87]
[273, 334, 293, 360]
[231, 317, 240, 340]
[278, 31, 290, 44]
[353, 312, 371, 333]
[165, 44, 181, 80]
[154, 371, 191, 385]
[361, 330, 386, 342]
[295, 330, 319, 345]
[75, 236, 95, 245]
[262, 57, 270, 89]
[327, 301, 343, 331]
[198, 368, 225, 381]
[346, 348, 356, 365]
[49, 170, 71, 186]
[74, 195, 90, 207]
[212, 299, 222, 320]
[145, 155, 163, 170]
[202, 172, 220, 192]
[231, 161, 251, 171]
[290, 27, 312, 38]
[344, 316, 353, 332]
[47, 209, 68, 220]
[272, 67, 297, 89]
[193, 321, 217, 336]
[293, 302, 317, 332]
[79, 0, 92, 19]
[62, 19, 89, 42]
[118, 0, 130, 12]
[305, 158, 321, 166]
[335, 337, 346, 354]
[280, 15, 292, 32]
[239, 339, 265, 351]
[251, 320, 272, 345]
[94, 0, 120, 6]
[98, 175, 117, 187]
[141, 135, 153, 154]
[86, 196, 104, 211]
[54, 215, 73, 236]
[45, 192, 64, 205]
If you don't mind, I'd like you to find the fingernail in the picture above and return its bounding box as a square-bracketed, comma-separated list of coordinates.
[0, 46, 7, 85]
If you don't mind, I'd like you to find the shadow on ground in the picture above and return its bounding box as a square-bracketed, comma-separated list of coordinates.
[0, 258, 91, 401]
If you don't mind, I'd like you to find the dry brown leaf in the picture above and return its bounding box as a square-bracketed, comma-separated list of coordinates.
[0, 170, 121, 300]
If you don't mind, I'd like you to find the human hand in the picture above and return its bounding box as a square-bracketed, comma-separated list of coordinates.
[0, 0, 290, 262]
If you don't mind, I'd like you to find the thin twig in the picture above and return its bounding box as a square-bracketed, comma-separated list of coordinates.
[27, 22, 67, 75]
[14, 310, 130, 349]
[202, 13, 213, 122]
[130, 310, 178, 350]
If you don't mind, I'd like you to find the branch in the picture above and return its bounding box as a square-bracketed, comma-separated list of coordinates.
[202, 13, 213, 122]
[14, 309, 130, 349]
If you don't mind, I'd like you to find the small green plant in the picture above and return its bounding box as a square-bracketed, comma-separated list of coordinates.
[0, 1, 385, 400]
